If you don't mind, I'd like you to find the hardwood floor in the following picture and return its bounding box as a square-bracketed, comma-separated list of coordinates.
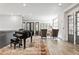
[46, 37, 79, 55]
[0, 36, 49, 55]
[0, 36, 79, 55]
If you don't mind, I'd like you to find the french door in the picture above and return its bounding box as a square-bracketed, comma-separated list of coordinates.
[68, 15, 74, 43]
[26, 22, 34, 31]
[35, 22, 39, 35]
[76, 11, 79, 44]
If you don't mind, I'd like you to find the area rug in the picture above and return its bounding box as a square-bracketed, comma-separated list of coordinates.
[0, 36, 49, 55]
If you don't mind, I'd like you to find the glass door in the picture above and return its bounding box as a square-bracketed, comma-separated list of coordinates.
[30, 22, 34, 31]
[26, 22, 34, 31]
[68, 15, 74, 43]
[76, 11, 79, 44]
[35, 22, 39, 35]
[26, 22, 30, 31]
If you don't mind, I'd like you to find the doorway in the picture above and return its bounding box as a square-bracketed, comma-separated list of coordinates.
[68, 15, 74, 43]
[35, 22, 39, 35]
[26, 22, 39, 35]
[26, 22, 34, 32]
[76, 11, 79, 44]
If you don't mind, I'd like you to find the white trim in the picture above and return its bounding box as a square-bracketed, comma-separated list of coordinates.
[64, 3, 78, 13]
[74, 12, 76, 45]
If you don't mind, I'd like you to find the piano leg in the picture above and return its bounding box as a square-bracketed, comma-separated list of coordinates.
[14, 43, 16, 49]
[31, 36, 32, 43]
[24, 39, 26, 49]
[31, 32, 32, 43]
[19, 39, 22, 46]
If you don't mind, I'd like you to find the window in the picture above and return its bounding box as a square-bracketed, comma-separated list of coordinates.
[40, 23, 50, 29]
[53, 17, 59, 29]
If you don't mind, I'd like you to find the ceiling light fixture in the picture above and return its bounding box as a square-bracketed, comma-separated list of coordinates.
[23, 3, 26, 7]
[58, 3, 62, 6]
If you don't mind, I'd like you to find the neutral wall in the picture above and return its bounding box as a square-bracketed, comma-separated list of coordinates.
[0, 15, 22, 31]
[58, 12, 65, 40]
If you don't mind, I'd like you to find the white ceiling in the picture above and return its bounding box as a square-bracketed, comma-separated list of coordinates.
[0, 3, 73, 20]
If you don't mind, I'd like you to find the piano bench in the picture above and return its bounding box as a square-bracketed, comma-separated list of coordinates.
[10, 38, 21, 49]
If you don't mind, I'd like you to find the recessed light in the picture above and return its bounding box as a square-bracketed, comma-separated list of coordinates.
[23, 3, 26, 7]
[58, 3, 62, 6]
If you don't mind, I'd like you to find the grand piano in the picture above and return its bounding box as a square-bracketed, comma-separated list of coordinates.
[13, 29, 34, 49]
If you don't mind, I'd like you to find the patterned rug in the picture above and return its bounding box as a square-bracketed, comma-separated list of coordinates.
[0, 36, 49, 55]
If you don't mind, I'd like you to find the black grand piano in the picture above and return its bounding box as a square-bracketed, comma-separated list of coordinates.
[10, 29, 34, 49]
